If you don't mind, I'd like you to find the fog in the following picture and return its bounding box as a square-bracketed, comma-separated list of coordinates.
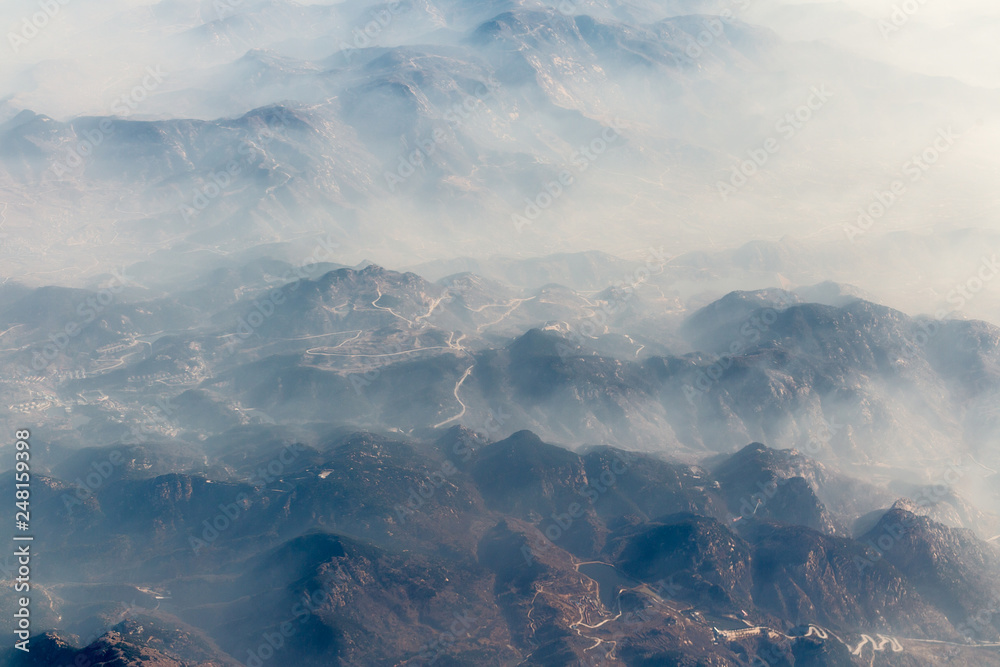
[1, 0, 998, 480]
[0, 1, 997, 323]
[748, 0, 1000, 88]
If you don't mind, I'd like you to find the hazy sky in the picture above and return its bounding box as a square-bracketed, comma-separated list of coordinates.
[3, 0, 999, 120]
[1, 0, 998, 322]
[748, 0, 1000, 88]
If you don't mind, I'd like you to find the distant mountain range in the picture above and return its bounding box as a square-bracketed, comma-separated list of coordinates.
[3, 0, 1000, 664]
[0, 258, 998, 664]
[1, 0, 997, 282]
[5, 262, 996, 474]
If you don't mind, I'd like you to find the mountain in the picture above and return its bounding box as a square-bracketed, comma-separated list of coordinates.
[4, 0, 1000, 663]
[2, 0, 997, 281]
[859, 505, 1000, 642]
[5, 264, 998, 489]
[6, 426, 999, 665]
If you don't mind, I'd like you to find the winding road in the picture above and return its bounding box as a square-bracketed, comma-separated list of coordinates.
[303, 330, 364, 354]
[371, 283, 414, 326]
[0, 324, 24, 339]
[305, 345, 449, 358]
[969, 455, 998, 475]
[475, 297, 536, 333]
[850, 634, 903, 655]
[716, 624, 905, 658]
[433, 365, 474, 428]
